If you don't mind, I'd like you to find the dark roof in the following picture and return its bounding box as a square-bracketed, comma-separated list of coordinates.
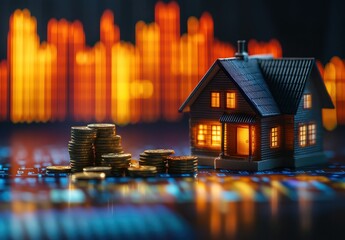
[220, 113, 256, 123]
[258, 58, 314, 114]
[179, 57, 334, 115]
[218, 59, 281, 116]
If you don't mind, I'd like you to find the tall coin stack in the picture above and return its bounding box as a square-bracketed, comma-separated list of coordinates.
[166, 156, 198, 175]
[87, 123, 123, 166]
[139, 149, 175, 173]
[68, 126, 97, 172]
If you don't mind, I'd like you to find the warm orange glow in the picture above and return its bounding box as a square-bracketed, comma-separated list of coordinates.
[322, 62, 337, 130]
[251, 126, 256, 155]
[308, 123, 316, 145]
[197, 124, 208, 145]
[299, 125, 307, 147]
[331, 57, 345, 125]
[136, 21, 160, 122]
[270, 127, 279, 148]
[211, 125, 221, 146]
[237, 126, 249, 155]
[94, 42, 107, 122]
[303, 94, 312, 109]
[226, 92, 236, 109]
[155, 2, 180, 121]
[4, 3, 342, 126]
[0, 61, 8, 120]
[248, 39, 282, 58]
[211, 92, 220, 107]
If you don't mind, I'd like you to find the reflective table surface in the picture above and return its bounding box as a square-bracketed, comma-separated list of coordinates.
[0, 121, 345, 239]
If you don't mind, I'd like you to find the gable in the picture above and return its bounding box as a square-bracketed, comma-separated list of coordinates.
[179, 58, 281, 117]
[189, 69, 257, 117]
[258, 58, 334, 114]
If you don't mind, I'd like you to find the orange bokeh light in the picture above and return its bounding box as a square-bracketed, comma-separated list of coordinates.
[1, 2, 340, 127]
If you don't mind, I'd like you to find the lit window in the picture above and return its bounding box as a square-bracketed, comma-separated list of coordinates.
[211, 125, 221, 146]
[308, 123, 316, 145]
[270, 127, 279, 148]
[303, 94, 312, 109]
[299, 125, 307, 147]
[197, 124, 208, 145]
[226, 92, 236, 109]
[211, 92, 220, 108]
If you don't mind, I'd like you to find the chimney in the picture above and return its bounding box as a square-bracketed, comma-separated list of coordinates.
[235, 40, 248, 61]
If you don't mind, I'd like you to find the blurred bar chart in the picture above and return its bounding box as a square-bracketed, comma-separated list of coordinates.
[0, 1, 343, 129]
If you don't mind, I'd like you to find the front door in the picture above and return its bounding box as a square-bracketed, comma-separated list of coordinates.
[237, 126, 249, 155]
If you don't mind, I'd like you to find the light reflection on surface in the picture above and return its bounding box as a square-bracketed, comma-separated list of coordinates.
[0, 123, 345, 238]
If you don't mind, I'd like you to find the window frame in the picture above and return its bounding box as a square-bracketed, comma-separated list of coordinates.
[210, 91, 221, 108]
[197, 124, 208, 146]
[299, 124, 307, 147]
[308, 122, 316, 145]
[270, 126, 280, 149]
[211, 125, 221, 147]
[303, 93, 312, 109]
[226, 91, 236, 109]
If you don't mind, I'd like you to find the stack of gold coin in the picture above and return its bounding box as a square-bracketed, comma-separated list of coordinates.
[166, 156, 198, 174]
[68, 126, 96, 172]
[100, 153, 131, 176]
[87, 123, 123, 166]
[139, 149, 175, 173]
[127, 165, 157, 177]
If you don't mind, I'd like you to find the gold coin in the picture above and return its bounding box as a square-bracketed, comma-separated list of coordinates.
[46, 165, 71, 173]
[71, 172, 106, 181]
[102, 153, 132, 159]
[166, 156, 198, 161]
[87, 123, 115, 129]
[128, 165, 157, 172]
[144, 149, 175, 155]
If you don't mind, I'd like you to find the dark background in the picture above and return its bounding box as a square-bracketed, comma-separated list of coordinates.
[0, 0, 344, 64]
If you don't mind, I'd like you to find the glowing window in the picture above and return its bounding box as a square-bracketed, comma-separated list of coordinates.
[299, 125, 307, 147]
[211, 125, 221, 146]
[270, 127, 279, 148]
[226, 92, 236, 109]
[303, 94, 312, 109]
[197, 124, 208, 145]
[308, 123, 316, 145]
[211, 92, 220, 108]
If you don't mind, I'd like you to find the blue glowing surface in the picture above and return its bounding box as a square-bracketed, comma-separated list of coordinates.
[0, 123, 345, 239]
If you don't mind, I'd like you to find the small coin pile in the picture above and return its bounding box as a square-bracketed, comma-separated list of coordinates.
[83, 166, 112, 176]
[167, 156, 198, 174]
[46, 165, 71, 174]
[139, 149, 175, 173]
[100, 153, 131, 176]
[68, 126, 96, 172]
[127, 165, 157, 177]
[87, 123, 123, 166]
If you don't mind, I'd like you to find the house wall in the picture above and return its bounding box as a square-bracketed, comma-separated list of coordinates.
[189, 69, 256, 119]
[260, 115, 287, 161]
[189, 69, 257, 156]
[294, 72, 323, 157]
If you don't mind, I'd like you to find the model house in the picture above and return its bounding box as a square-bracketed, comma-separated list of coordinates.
[179, 40, 334, 171]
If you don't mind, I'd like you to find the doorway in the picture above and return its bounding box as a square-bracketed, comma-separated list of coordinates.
[237, 126, 249, 155]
